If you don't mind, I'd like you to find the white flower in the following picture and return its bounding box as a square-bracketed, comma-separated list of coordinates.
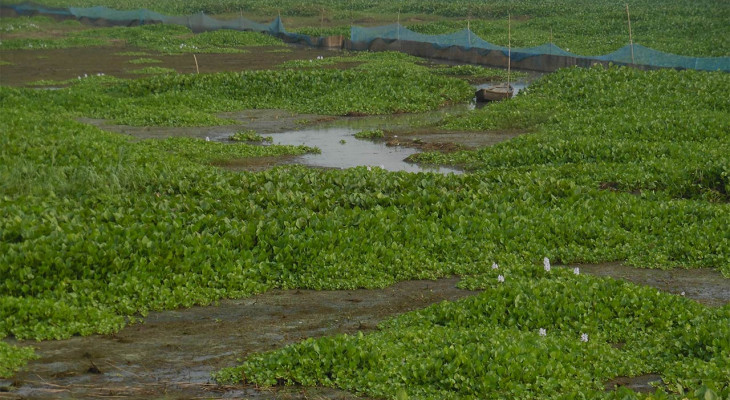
[205, 136, 210, 142]
[680, 291, 685, 296]
[491, 263, 499, 270]
[573, 267, 580, 275]
[543, 257, 551, 272]
[497, 275, 505, 283]
[539, 328, 547, 337]
[580, 333, 589, 342]
[366, 166, 372, 171]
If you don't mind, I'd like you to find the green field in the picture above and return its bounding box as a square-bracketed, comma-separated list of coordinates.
[1, 3, 729, 398]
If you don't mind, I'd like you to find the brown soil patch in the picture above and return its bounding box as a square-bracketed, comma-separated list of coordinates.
[3, 278, 477, 399]
[0, 45, 333, 86]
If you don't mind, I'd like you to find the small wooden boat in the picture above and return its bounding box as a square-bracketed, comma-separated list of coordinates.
[475, 84, 514, 102]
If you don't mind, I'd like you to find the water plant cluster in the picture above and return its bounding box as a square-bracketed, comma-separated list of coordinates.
[1, 16, 729, 396]
[230, 129, 273, 143]
[216, 264, 730, 398]
[414, 66, 730, 210]
[354, 128, 384, 139]
[20, 56, 470, 125]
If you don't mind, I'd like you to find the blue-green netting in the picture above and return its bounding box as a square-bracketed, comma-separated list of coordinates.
[5, 2, 729, 72]
[352, 24, 730, 72]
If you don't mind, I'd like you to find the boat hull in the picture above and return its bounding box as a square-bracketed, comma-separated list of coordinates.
[475, 85, 514, 102]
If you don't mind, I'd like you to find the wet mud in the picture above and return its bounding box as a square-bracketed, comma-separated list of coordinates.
[387, 128, 527, 152]
[578, 262, 730, 307]
[2, 278, 477, 399]
[0, 46, 329, 86]
[605, 374, 663, 393]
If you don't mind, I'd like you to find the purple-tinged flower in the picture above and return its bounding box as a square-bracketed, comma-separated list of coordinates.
[497, 275, 505, 283]
[573, 267, 580, 275]
[580, 333, 589, 342]
[543, 257, 551, 272]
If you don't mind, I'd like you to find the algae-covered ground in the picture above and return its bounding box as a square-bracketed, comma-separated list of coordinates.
[1, 9, 729, 400]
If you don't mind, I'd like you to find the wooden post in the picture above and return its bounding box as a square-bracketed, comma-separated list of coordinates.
[193, 54, 200, 74]
[626, 4, 635, 64]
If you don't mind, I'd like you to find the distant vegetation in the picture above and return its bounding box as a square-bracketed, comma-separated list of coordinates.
[11, 0, 730, 56]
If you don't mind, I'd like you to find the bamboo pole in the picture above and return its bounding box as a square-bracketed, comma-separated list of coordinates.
[507, 13, 511, 90]
[467, 18, 471, 47]
[193, 54, 199, 74]
[626, 4, 635, 64]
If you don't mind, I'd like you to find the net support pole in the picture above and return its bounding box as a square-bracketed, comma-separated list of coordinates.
[507, 13, 511, 89]
[467, 18, 472, 48]
[626, 4, 635, 64]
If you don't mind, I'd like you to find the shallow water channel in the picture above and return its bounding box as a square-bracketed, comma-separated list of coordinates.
[268, 125, 462, 174]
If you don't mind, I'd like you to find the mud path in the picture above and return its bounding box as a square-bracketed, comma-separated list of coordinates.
[2, 278, 476, 399]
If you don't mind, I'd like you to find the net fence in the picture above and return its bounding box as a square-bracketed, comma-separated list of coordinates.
[4, 1, 729, 72]
[352, 24, 729, 72]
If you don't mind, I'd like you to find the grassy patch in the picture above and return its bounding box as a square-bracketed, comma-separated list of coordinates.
[127, 66, 176, 74]
[128, 57, 162, 64]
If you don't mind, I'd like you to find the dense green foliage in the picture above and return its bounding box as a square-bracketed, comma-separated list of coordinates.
[217, 265, 730, 398]
[22, 57, 469, 125]
[11, 0, 730, 56]
[414, 66, 730, 208]
[0, 22, 283, 53]
[1, 45, 728, 396]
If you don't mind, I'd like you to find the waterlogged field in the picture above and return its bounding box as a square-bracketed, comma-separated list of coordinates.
[1, 6, 730, 400]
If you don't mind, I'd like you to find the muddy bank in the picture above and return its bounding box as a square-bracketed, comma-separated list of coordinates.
[3, 278, 476, 399]
[386, 128, 527, 152]
[578, 262, 730, 307]
[0, 46, 328, 86]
